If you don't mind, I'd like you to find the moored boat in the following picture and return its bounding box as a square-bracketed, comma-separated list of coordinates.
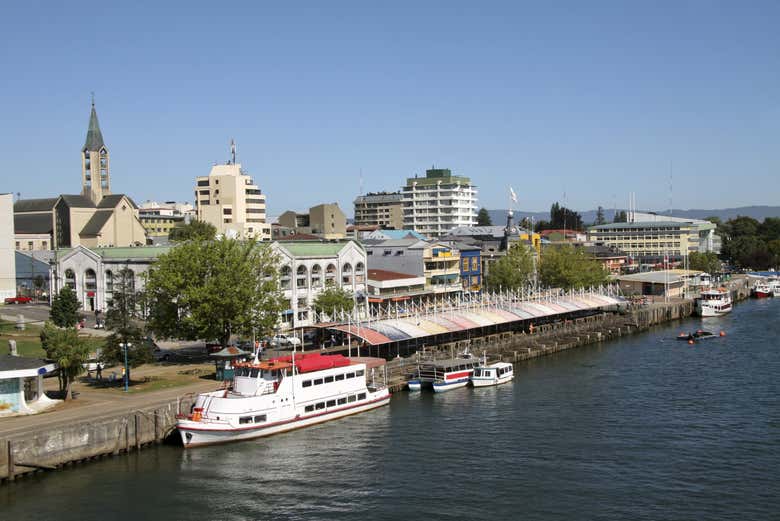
[409, 357, 481, 392]
[176, 352, 390, 448]
[694, 287, 732, 317]
[676, 330, 724, 343]
[751, 282, 773, 298]
[769, 278, 780, 297]
[471, 361, 514, 387]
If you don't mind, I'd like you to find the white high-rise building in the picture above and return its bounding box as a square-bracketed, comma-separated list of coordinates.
[193, 143, 271, 240]
[401, 168, 478, 238]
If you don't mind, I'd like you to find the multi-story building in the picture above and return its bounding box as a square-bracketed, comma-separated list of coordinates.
[13, 102, 147, 250]
[401, 168, 478, 238]
[138, 201, 194, 241]
[363, 238, 461, 294]
[1, 194, 16, 300]
[272, 241, 367, 328]
[353, 192, 404, 230]
[277, 203, 346, 239]
[588, 212, 720, 262]
[194, 147, 271, 240]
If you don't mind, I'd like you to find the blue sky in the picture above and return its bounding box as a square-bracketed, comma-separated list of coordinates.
[1, 1, 778, 217]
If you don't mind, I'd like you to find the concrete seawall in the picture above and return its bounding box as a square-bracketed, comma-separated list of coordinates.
[1, 394, 196, 483]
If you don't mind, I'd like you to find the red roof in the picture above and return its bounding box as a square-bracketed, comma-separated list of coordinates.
[267, 352, 352, 374]
[367, 269, 419, 281]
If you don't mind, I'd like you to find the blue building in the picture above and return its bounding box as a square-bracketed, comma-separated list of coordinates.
[455, 243, 481, 293]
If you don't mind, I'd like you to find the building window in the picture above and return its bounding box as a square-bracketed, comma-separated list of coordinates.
[462, 258, 469, 271]
[15, 241, 20, 250]
[471, 258, 478, 271]
[27, 241, 34, 250]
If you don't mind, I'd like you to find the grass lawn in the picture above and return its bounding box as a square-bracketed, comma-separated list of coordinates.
[0, 320, 105, 359]
[84, 366, 213, 394]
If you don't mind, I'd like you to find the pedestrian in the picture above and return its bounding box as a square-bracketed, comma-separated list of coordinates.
[96, 362, 103, 380]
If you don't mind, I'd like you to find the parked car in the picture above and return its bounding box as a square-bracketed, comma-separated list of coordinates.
[270, 334, 302, 347]
[4, 296, 33, 304]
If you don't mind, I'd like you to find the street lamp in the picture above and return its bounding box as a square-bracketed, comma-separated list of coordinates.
[119, 342, 132, 392]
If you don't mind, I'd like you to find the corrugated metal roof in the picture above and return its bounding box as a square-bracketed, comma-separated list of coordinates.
[13, 198, 58, 212]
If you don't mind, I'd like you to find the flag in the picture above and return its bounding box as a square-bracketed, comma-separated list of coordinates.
[509, 186, 518, 204]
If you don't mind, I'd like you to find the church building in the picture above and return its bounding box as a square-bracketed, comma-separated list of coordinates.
[13, 103, 147, 251]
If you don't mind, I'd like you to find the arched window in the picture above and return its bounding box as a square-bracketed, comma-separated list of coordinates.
[311, 264, 322, 288]
[64, 269, 76, 290]
[325, 264, 337, 284]
[296, 265, 308, 289]
[355, 262, 365, 283]
[84, 269, 97, 291]
[122, 269, 136, 292]
[280, 265, 291, 290]
[342, 263, 352, 285]
[105, 270, 114, 302]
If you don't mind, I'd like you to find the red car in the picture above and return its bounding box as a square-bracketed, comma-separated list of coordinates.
[4, 296, 33, 304]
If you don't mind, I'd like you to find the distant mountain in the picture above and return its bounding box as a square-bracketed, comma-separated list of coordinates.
[487, 206, 780, 227]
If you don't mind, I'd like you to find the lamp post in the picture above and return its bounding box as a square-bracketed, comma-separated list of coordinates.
[120, 342, 131, 392]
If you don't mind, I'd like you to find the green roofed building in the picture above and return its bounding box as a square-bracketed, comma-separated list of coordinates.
[401, 168, 478, 238]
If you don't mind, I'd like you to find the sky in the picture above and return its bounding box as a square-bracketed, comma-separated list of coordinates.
[1, 1, 779, 218]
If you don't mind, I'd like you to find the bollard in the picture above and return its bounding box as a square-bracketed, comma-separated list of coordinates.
[135, 414, 141, 450]
[15, 314, 25, 331]
[6, 440, 14, 481]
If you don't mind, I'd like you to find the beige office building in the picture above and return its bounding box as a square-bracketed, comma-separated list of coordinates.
[194, 149, 271, 240]
[278, 203, 346, 239]
[353, 192, 404, 230]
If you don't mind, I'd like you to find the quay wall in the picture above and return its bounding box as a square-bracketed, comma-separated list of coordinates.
[1, 395, 196, 483]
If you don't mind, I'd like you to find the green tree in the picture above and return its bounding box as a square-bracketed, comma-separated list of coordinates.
[549, 202, 584, 231]
[50, 286, 81, 328]
[313, 283, 355, 320]
[595, 206, 606, 225]
[168, 219, 217, 242]
[40, 322, 90, 400]
[477, 208, 492, 226]
[485, 243, 535, 291]
[613, 210, 628, 223]
[539, 244, 609, 290]
[101, 268, 152, 382]
[688, 252, 721, 275]
[145, 238, 285, 348]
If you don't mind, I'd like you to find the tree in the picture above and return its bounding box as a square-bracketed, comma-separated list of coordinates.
[145, 238, 285, 348]
[549, 202, 584, 231]
[477, 208, 492, 226]
[50, 286, 81, 328]
[313, 283, 355, 320]
[40, 322, 90, 400]
[168, 219, 217, 242]
[613, 210, 628, 223]
[539, 244, 609, 290]
[595, 206, 606, 226]
[101, 268, 152, 382]
[485, 243, 535, 291]
[688, 252, 721, 275]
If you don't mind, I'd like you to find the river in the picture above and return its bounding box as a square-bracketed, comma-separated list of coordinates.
[2, 298, 778, 520]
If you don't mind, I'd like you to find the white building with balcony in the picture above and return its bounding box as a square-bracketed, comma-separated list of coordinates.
[401, 168, 478, 238]
[272, 241, 367, 329]
[364, 238, 461, 295]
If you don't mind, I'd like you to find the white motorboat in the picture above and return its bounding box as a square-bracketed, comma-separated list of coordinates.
[471, 361, 514, 387]
[694, 287, 732, 317]
[176, 352, 390, 447]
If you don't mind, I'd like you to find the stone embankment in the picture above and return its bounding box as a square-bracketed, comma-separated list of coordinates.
[1, 394, 196, 483]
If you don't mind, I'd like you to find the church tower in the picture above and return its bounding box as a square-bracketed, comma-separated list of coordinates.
[81, 101, 110, 205]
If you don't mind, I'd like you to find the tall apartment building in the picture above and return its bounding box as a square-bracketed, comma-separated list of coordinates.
[401, 168, 478, 238]
[194, 146, 271, 240]
[353, 192, 403, 229]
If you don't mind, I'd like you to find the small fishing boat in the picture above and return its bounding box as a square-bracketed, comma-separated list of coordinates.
[751, 282, 774, 298]
[676, 330, 724, 343]
[471, 360, 514, 387]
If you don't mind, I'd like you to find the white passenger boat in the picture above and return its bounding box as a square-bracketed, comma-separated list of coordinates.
[694, 287, 732, 317]
[769, 278, 780, 297]
[471, 361, 514, 387]
[176, 353, 390, 447]
[408, 357, 481, 392]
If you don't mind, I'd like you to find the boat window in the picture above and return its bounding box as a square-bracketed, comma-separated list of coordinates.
[254, 415, 266, 423]
[346, 372, 355, 379]
[326, 400, 336, 407]
[305, 405, 314, 413]
[337, 397, 347, 405]
[324, 376, 334, 383]
[315, 402, 325, 410]
[347, 395, 357, 403]
[250, 369, 259, 378]
[302, 380, 312, 388]
[357, 393, 366, 400]
[355, 370, 364, 377]
[239, 416, 253, 424]
[474, 369, 481, 377]
[335, 373, 345, 381]
[313, 378, 323, 385]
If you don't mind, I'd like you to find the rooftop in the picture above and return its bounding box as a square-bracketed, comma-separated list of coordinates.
[367, 269, 420, 281]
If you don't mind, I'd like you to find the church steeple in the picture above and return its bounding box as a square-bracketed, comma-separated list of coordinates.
[81, 99, 110, 204]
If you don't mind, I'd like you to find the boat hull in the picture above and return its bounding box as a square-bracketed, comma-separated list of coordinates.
[471, 374, 514, 387]
[432, 378, 470, 392]
[698, 304, 732, 317]
[177, 391, 390, 448]
[752, 291, 773, 299]
[407, 380, 422, 391]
